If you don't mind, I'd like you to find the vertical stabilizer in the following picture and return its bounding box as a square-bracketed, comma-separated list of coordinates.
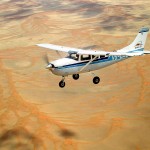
[118, 27, 149, 53]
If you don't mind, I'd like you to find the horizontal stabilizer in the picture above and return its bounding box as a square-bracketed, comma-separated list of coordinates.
[143, 50, 150, 54]
[107, 52, 143, 56]
[127, 52, 144, 56]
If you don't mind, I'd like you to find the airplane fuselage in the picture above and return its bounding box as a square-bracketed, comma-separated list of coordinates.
[50, 55, 128, 76]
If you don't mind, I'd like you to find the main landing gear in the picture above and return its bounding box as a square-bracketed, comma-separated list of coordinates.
[59, 76, 65, 88]
[93, 76, 100, 84]
[72, 74, 79, 80]
[58, 74, 100, 88]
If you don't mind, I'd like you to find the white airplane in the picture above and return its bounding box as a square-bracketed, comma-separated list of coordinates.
[37, 27, 150, 88]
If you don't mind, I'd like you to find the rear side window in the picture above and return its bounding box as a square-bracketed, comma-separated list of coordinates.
[100, 55, 108, 59]
[81, 55, 91, 61]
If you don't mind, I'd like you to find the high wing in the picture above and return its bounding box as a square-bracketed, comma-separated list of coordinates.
[37, 43, 145, 57]
[37, 43, 108, 55]
[37, 44, 74, 53]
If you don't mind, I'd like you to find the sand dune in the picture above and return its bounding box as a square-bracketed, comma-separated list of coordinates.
[0, 0, 150, 150]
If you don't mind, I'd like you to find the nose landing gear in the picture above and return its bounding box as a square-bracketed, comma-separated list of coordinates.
[59, 76, 65, 88]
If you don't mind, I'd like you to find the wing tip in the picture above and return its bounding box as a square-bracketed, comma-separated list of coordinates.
[36, 43, 49, 47]
[36, 44, 43, 46]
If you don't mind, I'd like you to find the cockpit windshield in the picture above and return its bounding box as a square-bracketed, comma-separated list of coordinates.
[67, 53, 79, 61]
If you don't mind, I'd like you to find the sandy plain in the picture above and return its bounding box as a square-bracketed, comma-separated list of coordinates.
[0, 0, 150, 150]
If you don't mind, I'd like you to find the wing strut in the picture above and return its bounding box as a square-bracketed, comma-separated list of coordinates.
[78, 56, 97, 73]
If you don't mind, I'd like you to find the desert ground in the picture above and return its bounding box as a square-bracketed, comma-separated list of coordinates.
[0, 0, 150, 150]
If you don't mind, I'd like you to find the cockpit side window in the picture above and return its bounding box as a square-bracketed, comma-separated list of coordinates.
[68, 53, 79, 60]
[81, 55, 91, 61]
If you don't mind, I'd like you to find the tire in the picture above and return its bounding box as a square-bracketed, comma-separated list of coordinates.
[72, 74, 79, 80]
[93, 76, 100, 84]
[59, 80, 65, 88]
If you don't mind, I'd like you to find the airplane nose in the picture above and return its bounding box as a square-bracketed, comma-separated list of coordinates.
[46, 63, 55, 69]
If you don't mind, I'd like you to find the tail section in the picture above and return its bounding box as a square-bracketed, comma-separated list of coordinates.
[118, 27, 149, 53]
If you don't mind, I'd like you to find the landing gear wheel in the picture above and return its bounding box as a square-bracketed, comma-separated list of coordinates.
[59, 80, 65, 88]
[72, 74, 79, 80]
[93, 76, 100, 84]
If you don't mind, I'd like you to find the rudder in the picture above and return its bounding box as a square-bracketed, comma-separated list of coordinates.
[118, 27, 149, 53]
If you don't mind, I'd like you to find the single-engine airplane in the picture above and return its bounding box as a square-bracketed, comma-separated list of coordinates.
[37, 27, 150, 88]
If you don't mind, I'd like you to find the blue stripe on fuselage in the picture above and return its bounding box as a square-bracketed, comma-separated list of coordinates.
[56, 56, 126, 70]
[55, 48, 143, 70]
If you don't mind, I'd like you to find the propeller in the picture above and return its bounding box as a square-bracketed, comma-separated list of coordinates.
[43, 53, 54, 69]
[43, 53, 49, 65]
[56, 50, 63, 58]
